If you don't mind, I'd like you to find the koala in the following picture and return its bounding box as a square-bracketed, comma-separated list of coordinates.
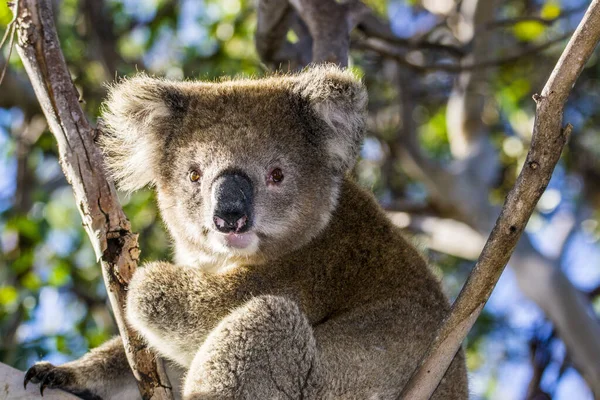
[24, 66, 468, 399]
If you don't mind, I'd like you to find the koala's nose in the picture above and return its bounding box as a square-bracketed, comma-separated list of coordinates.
[211, 172, 253, 234]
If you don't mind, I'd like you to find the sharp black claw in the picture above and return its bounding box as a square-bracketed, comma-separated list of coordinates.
[40, 376, 48, 397]
[24, 368, 34, 389]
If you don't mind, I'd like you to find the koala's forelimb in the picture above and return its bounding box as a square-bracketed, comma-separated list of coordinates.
[129, 263, 326, 399]
[184, 296, 324, 399]
[126, 262, 261, 366]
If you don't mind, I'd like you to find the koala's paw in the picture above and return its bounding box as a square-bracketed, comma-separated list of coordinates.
[24, 362, 100, 400]
[126, 262, 189, 332]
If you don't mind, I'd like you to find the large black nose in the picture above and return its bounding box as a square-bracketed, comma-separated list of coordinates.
[212, 172, 253, 234]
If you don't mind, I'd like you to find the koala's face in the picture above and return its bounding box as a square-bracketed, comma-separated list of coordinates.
[100, 66, 367, 265]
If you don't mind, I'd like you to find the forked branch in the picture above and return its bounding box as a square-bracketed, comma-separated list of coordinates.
[10, 1, 173, 399]
[399, 1, 600, 398]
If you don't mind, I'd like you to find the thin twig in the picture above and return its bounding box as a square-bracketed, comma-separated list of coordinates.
[0, 0, 18, 85]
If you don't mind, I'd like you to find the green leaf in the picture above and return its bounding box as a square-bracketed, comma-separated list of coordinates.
[361, 0, 387, 16]
[541, 1, 561, 20]
[21, 272, 42, 291]
[86, 330, 110, 349]
[286, 30, 299, 44]
[419, 107, 451, 160]
[11, 250, 34, 274]
[56, 335, 69, 353]
[513, 21, 546, 41]
[7, 216, 42, 242]
[48, 261, 71, 287]
[347, 65, 365, 80]
[0, 2, 12, 26]
[0, 286, 19, 307]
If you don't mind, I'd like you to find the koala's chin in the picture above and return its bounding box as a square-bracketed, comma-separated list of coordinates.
[207, 230, 260, 256]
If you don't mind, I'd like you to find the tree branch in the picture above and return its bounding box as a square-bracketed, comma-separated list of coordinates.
[387, 212, 484, 260]
[256, 0, 369, 68]
[11, 1, 173, 399]
[0, 362, 80, 400]
[255, 0, 600, 394]
[287, 0, 354, 66]
[355, 32, 571, 74]
[399, 1, 600, 397]
[393, 1, 600, 392]
[354, 9, 465, 57]
[254, 0, 295, 68]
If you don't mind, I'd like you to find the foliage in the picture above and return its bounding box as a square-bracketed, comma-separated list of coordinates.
[1, 0, 599, 399]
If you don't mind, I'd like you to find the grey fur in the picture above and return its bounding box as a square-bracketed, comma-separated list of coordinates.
[25, 66, 468, 399]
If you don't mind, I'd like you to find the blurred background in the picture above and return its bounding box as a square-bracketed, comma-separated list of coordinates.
[1, 0, 599, 399]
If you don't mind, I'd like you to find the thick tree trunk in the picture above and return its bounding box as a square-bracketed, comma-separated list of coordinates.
[11, 1, 173, 399]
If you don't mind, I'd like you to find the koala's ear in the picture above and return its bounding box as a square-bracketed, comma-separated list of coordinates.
[292, 65, 367, 172]
[99, 75, 189, 192]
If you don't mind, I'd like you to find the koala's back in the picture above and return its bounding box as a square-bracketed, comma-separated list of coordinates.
[267, 178, 468, 398]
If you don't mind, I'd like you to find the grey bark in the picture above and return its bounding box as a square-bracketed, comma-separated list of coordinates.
[10, 1, 173, 399]
[287, 0, 350, 66]
[255, 0, 295, 68]
[256, 0, 370, 69]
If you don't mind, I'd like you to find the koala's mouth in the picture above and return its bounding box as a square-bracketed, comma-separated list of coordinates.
[207, 230, 259, 255]
[222, 232, 256, 249]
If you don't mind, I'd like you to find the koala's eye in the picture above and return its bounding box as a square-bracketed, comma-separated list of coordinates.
[268, 168, 284, 184]
[189, 169, 201, 182]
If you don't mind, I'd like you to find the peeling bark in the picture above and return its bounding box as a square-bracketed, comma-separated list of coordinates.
[10, 1, 173, 399]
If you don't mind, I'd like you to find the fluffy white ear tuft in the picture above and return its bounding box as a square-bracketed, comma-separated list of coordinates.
[99, 75, 188, 192]
[292, 65, 368, 172]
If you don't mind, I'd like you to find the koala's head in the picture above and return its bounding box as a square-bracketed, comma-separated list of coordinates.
[100, 66, 367, 266]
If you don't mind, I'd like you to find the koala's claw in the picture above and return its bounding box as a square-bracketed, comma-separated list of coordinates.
[24, 362, 53, 389]
[24, 362, 75, 396]
[24, 368, 32, 389]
